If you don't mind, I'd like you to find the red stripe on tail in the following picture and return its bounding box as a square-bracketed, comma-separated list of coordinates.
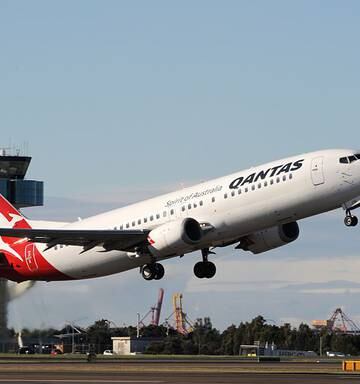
[0, 195, 70, 282]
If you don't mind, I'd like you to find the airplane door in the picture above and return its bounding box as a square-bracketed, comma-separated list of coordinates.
[311, 157, 325, 186]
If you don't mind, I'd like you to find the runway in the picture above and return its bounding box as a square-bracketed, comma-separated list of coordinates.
[0, 358, 358, 384]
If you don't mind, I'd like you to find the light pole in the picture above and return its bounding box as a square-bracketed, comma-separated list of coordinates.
[319, 334, 323, 357]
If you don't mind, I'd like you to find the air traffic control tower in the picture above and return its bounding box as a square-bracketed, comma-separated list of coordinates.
[0, 149, 44, 209]
[0, 147, 44, 351]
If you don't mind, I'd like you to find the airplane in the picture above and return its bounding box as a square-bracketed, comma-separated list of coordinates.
[0, 148, 359, 283]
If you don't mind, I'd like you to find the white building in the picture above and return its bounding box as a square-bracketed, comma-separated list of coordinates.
[111, 337, 162, 355]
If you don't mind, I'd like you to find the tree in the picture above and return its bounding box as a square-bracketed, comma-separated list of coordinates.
[87, 319, 112, 353]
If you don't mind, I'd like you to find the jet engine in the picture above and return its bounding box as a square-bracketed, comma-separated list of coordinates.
[238, 222, 300, 254]
[147, 218, 202, 257]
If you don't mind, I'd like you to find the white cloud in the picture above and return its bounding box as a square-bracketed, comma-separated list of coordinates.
[299, 288, 360, 294]
[185, 255, 360, 294]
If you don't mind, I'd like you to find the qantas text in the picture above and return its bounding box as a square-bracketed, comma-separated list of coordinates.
[229, 159, 304, 189]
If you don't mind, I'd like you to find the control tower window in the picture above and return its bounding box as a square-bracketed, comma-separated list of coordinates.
[0, 156, 31, 179]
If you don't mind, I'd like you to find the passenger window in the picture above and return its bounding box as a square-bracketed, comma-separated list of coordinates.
[114, 226, 117, 230]
[257, 183, 261, 189]
[238, 188, 242, 194]
[212, 197, 215, 203]
[156, 214, 160, 219]
[163, 211, 167, 217]
[193, 203, 197, 208]
[138, 219, 141, 225]
[276, 177, 280, 183]
[289, 174, 293, 180]
[251, 185, 255, 191]
[264, 181, 268, 187]
[245, 187, 248, 193]
[188, 204, 191, 209]
[270, 179, 274, 185]
[170, 209, 174, 215]
[144, 218, 148, 223]
[132, 221, 135, 227]
[282, 175, 286, 181]
[224, 193, 228, 199]
[199, 201, 203, 206]
[182, 206, 185, 212]
[126, 223, 130, 228]
[120, 225, 123, 230]
[150, 215, 154, 221]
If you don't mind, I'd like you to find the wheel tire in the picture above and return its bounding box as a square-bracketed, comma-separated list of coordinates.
[344, 216, 354, 227]
[154, 263, 165, 280]
[194, 262, 206, 279]
[141, 264, 155, 281]
[205, 262, 216, 279]
[351, 216, 358, 227]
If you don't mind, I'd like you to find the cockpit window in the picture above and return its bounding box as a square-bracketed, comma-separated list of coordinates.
[349, 155, 357, 163]
[340, 155, 360, 164]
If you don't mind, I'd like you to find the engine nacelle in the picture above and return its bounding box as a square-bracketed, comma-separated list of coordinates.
[147, 218, 202, 258]
[239, 222, 300, 254]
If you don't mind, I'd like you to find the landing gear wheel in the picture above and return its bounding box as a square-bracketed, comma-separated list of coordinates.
[205, 262, 216, 279]
[344, 215, 358, 227]
[194, 262, 206, 279]
[141, 264, 155, 280]
[193, 261, 216, 279]
[141, 263, 165, 281]
[154, 263, 165, 280]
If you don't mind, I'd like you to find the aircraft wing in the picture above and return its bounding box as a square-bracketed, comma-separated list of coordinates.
[0, 228, 150, 253]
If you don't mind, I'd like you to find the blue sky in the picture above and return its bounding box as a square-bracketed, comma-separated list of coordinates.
[1, 1, 360, 330]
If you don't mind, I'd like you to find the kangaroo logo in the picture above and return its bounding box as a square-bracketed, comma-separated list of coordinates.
[0, 212, 26, 262]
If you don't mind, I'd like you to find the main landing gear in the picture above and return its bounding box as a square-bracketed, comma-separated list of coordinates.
[344, 211, 358, 227]
[141, 263, 165, 281]
[193, 248, 216, 279]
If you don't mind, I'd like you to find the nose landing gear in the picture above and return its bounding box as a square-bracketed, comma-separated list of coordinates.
[344, 212, 358, 227]
[193, 248, 216, 279]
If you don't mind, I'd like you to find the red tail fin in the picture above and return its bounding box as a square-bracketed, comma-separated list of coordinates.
[0, 195, 68, 282]
[0, 194, 32, 230]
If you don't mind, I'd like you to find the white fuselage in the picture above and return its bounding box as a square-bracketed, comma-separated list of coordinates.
[30, 149, 360, 280]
